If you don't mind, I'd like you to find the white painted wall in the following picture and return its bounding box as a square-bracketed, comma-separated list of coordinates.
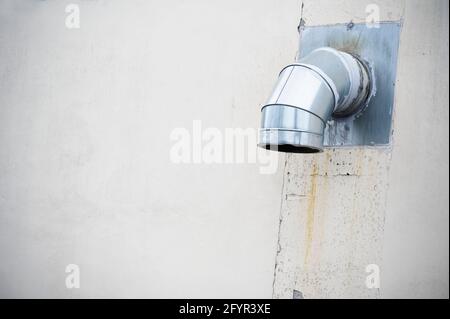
[0, 0, 300, 298]
[0, 0, 448, 299]
[274, 0, 449, 299]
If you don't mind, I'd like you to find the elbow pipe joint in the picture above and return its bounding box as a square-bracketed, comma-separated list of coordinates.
[259, 47, 371, 153]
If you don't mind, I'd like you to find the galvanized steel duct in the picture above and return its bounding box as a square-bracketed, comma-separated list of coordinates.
[258, 47, 371, 153]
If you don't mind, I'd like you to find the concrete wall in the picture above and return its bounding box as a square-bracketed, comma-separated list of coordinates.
[0, 0, 299, 298]
[0, 0, 448, 299]
[274, 0, 449, 299]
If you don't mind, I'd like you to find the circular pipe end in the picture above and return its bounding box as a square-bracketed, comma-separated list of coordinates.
[259, 144, 323, 154]
[258, 130, 324, 154]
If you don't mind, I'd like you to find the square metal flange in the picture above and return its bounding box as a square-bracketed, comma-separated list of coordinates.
[298, 22, 402, 147]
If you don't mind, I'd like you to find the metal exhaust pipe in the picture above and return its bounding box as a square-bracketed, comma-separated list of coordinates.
[258, 47, 371, 153]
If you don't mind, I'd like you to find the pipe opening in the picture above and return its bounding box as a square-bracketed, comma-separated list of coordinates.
[260, 144, 322, 154]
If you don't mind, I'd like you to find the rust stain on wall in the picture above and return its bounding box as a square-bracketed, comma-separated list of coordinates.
[304, 162, 318, 266]
[274, 147, 392, 299]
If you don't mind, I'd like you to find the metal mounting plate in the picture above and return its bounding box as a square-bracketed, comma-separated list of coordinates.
[298, 22, 401, 147]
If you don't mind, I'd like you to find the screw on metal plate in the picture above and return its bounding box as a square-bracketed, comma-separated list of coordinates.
[347, 21, 355, 30]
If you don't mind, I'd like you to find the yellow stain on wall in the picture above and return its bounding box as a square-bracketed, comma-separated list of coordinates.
[304, 162, 318, 266]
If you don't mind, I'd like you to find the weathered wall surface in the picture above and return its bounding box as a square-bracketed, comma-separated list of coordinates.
[0, 0, 299, 298]
[0, 0, 448, 299]
[274, 0, 449, 299]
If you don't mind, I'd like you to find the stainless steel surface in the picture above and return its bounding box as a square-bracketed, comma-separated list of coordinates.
[259, 47, 371, 153]
[261, 105, 326, 135]
[300, 47, 371, 116]
[266, 65, 337, 121]
[299, 22, 402, 147]
[260, 105, 326, 152]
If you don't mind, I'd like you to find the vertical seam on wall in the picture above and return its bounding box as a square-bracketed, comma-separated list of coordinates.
[272, 2, 305, 298]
